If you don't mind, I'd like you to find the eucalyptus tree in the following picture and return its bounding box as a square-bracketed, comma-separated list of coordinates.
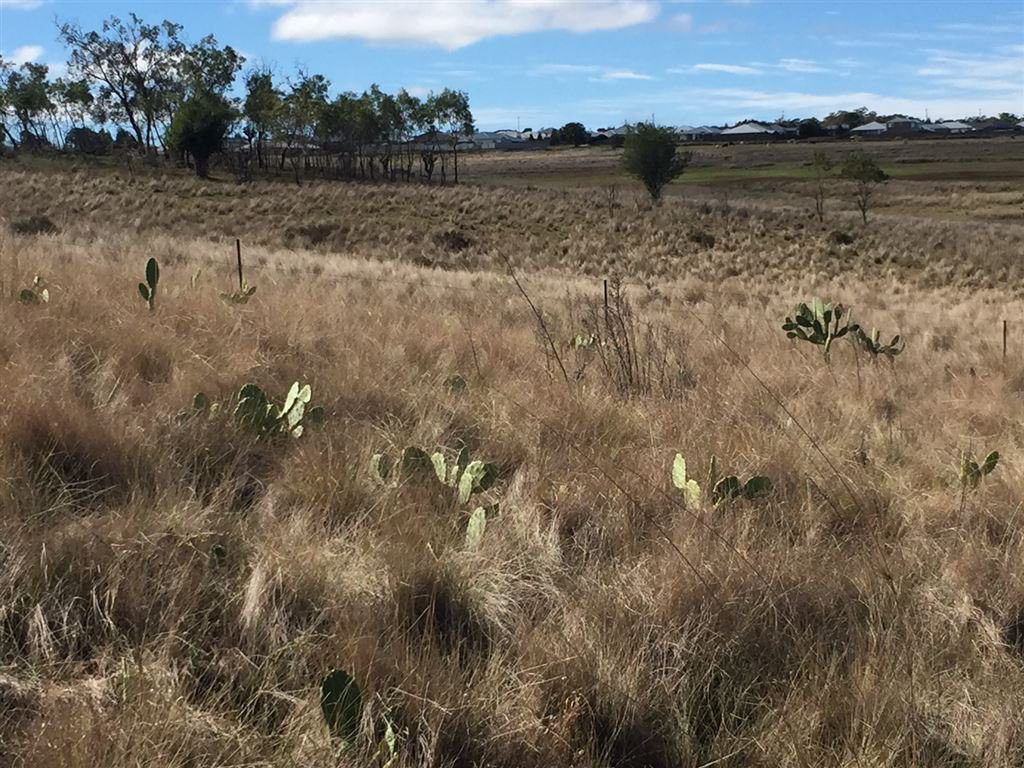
[433, 88, 473, 184]
[243, 68, 281, 168]
[58, 14, 184, 151]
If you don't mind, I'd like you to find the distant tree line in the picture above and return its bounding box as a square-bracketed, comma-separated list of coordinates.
[0, 13, 474, 182]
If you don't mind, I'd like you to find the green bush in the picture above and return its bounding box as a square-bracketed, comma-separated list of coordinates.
[622, 123, 692, 202]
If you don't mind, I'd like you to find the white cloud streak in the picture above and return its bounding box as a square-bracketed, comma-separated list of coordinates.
[4, 44, 44, 65]
[256, 0, 659, 50]
[689, 63, 761, 75]
[533, 62, 654, 82]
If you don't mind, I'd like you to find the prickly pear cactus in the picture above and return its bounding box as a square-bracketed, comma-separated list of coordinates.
[854, 327, 904, 360]
[672, 453, 702, 507]
[320, 669, 362, 742]
[960, 450, 999, 490]
[782, 298, 858, 361]
[138, 257, 159, 311]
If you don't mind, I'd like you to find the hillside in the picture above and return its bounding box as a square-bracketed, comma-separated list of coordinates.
[2, 162, 1024, 767]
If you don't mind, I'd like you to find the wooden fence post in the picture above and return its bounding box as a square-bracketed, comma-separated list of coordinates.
[236, 238, 244, 292]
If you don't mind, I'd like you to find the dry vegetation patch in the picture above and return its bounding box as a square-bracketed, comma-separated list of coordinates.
[2, 171, 1024, 766]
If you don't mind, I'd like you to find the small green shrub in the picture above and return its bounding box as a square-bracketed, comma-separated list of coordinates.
[11, 214, 58, 236]
[828, 230, 855, 245]
[433, 227, 473, 252]
[689, 229, 715, 249]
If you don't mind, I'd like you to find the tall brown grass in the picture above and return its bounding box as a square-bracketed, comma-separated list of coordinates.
[2, 165, 1024, 766]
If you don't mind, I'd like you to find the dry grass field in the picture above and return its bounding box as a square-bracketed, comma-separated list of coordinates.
[3, 152, 1024, 767]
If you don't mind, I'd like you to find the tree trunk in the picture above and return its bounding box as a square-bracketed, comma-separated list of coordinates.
[195, 153, 210, 179]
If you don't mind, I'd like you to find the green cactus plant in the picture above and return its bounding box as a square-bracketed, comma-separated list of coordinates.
[569, 333, 597, 350]
[671, 453, 702, 507]
[138, 257, 159, 311]
[399, 446, 435, 477]
[854, 327, 905, 360]
[18, 275, 49, 304]
[371, 453, 394, 482]
[712, 474, 773, 503]
[465, 506, 487, 549]
[320, 669, 362, 743]
[782, 298, 858, 361]
[373, 445, 497, 504]
[959, 449, 998, 490]
[445, 374, 468, 394]
[221, 284, 257, 305]
[233, 382, 323, 438]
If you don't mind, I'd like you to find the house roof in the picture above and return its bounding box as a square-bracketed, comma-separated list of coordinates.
[678, 125, 721, 134]
[933, 121, 972, 130]
[851, 121, 887, 132]
[720, 121, 776, 135]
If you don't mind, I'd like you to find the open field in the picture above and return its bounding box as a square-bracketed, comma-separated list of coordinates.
[4, 156, 1024, 767]
[462, 138, 1024, 222]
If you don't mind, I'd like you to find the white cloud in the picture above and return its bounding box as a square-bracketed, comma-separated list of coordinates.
[534, 63, 653, 82]
[257, 0, 660, 50]
[670, 13, 693, 32]
[5, 44, 44, 65]
[532, 63, 603, 76]
[0, 0, 42, 8]
[599, 69, 654, 80]
[940, 23, 1018, 34]
[777, 58, 832, 74]
[690, 63, 761, 75]
[695, 87, 1023, 120]
[915, 48, 1024, 100]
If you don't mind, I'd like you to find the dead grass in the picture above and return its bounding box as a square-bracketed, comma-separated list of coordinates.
[2, 168, 1024, 766]
[1, 162, 1023, 292]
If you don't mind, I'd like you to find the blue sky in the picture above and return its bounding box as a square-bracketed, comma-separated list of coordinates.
[1, 0, 1022, 129]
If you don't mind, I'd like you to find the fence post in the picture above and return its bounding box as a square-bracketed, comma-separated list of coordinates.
[603, 278, 609, 325]
[236, 238, 244, 292]
[1003, 319, 1008, 361]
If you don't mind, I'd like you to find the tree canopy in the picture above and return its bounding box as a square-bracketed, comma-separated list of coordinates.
[622, 123, 692, 201]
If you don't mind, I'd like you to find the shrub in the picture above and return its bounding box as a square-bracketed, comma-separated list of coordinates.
[165, 90, 236, 179]
[10, 214, 57, 236]
[622, 123, 692, 202]
[689, 229, 715, 249]
[433, 228, 473, 252]
[841, 150, 888, 224]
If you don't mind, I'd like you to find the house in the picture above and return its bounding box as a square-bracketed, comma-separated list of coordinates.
[768, 122, 799, 136]
[885, 117, 925, 136]
[973, 119, 1019, 135]
[850, 121, 887, 136]
[720, 121, 778, 137]
[677, 125, 722, 141]
[928, 121, 973, 134]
